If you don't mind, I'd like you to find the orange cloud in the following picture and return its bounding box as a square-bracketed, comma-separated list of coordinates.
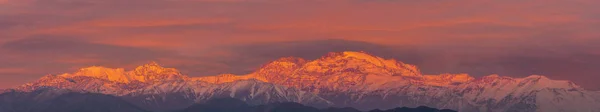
[87, 18, 231, 27]
[1, 0, 600, 90]
[56, 58, 102, 64]
[0, 68, 31, 74]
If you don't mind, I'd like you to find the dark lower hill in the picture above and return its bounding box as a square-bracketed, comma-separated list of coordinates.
[0, 89, 148, 112]
[0, 89, 456, 112]
[368, 107, 458, 112]
[177, 98, 457, 112]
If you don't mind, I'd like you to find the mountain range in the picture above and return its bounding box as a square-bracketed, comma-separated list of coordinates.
[1, 51, 599, 112]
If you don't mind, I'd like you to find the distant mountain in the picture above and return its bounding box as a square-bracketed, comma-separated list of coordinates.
[12, 62, 330, 111]
[177, 98, 456, 112]
[4, 51, 600, 112]
[369, 107, 457, 112]
[197, 51, 600, 112]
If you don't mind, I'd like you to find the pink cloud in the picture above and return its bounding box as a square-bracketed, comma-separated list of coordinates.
[0, 0, 600, 89]
[0, 68, 30, 74]
[87, 18, 231, 27]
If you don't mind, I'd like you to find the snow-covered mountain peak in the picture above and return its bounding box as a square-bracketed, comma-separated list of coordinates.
[302, 51, 422, 77]
[516, 75, 581, 90]
[194, 51, 429, 87]
[59, 66, 130, 83]
[483, 74, 501, 78]
[51, 62, 187, 84]
[321, 51, 388, 67]
[131, 61, 181, 76]
[479, 74, 513, 82]
[144, 61, 161, 67]
[521, 75, 548, 79]
[461, 74, 585, 103]
[257, 57, 306, 74]
[123, 62, 187, 83]
[270, 57, 307, 64]
[39, 74, 59, 80]
[339, 51, 382, 63]
[470, 74, 582, 90]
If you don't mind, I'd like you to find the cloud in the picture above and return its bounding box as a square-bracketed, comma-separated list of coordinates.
[0, 21, 19, 30]
[85, 18, 232, 28]
[1, 36, 175, 62]
[0, 68, 31, 74]
[0, 0, 599, 90]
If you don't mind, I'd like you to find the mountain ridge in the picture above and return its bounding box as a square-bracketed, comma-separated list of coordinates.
[4, 51, 600, 112]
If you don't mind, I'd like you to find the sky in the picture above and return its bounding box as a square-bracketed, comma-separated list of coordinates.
[0, 0, 599, 90]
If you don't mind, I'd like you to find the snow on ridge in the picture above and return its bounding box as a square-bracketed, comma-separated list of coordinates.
[10, 51, 600, 112]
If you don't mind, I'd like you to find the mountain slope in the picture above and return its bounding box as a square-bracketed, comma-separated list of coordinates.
[122, 79, 331, 111]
